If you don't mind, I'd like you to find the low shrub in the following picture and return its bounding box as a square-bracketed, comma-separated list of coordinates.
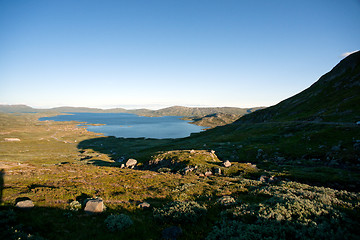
[104, 214, 133, 232]
[153, 201, 207, 223]
[217, 196, 236, 207]
[69, 200, 82, 211]
[208, 181, 360, 239]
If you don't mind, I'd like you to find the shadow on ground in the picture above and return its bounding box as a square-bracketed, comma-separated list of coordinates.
[0, 197, 169, 240]
[76, 136, 204, 166]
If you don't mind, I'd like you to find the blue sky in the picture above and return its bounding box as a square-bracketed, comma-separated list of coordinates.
[0, 0, 359, 109]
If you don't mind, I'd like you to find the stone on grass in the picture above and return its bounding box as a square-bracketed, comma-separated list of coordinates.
[184, 166, 193, 174]
[84, 198, 105, 214]
[205, 171, 213, 177]
[4, 138, 21, 142]
[223, 160, 231, 168]
[15, 200, 34, 209]
[126, 159, 137, 168]
[138, 202, 151, 208]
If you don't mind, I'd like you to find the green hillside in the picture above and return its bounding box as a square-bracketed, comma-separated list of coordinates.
[237, 51, 360, 123]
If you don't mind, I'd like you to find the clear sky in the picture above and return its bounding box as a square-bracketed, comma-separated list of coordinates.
[0, 0, 359, 109]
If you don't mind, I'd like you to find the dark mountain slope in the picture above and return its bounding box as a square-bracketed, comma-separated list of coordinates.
[237, 51, 360, 123]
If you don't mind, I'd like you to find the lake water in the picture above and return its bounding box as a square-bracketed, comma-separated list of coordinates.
[39, 112, 206, 139]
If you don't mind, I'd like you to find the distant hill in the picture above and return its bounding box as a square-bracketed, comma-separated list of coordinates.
[0, 104, 263, 123]
[0, 104, 38, 113]
[187, 113, 244, 128]
[236, 51, 360, 124]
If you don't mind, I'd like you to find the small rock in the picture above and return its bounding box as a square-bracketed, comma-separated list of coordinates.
[210, 150, 215, 154]
[138, 202, 151, 208]
[214, 168, 221, 175]
[15, 200, 34, 209]
[84, 198, 105, 214]
[126, 159, 137, 168]
[223, 160, 231, 168]
[120, 164, 125, 168]
[205, 171, 213, 177]
[184, 166, 193, 174]
[162, 226, 182, 240]
[4, 138, 21, 142]
[190, 150, 195, 154]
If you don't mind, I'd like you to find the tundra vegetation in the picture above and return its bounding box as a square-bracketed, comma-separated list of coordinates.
[1, 52, 360, 239]
[0, 111, 359, 240]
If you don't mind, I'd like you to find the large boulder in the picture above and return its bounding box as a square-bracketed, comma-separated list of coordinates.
[84, 198, 105, 214]
[15, 199, 34, 209]
[125, 159, 137, 168]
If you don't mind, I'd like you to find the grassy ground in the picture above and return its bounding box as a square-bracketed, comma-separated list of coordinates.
[1, 113, 359, 239]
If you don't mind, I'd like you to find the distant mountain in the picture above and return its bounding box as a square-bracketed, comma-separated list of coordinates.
[140, 106, 264, 118]
[0, 104, 263, 122]
[236, 51, 360, 124]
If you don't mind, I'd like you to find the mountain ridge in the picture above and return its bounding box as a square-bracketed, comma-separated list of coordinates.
[0, 104, 264, 118]
[235, 51, 360, 124]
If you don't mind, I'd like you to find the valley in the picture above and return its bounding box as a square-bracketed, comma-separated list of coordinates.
[1, 52, 360, 239]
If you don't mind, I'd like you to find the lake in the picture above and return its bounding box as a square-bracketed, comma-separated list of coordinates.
[39, 112, 206, 139]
